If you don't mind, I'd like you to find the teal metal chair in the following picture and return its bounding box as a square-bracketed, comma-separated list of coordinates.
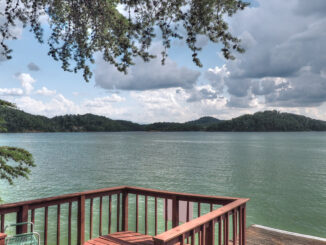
[4, 222, 40, 245]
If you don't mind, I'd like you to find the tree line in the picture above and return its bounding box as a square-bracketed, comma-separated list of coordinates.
[1, 104, 326, 132]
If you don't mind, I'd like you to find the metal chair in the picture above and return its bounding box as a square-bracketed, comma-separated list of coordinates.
[4, 222, 40, 245]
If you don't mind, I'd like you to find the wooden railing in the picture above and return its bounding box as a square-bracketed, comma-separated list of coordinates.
[0, 186, 249, 245]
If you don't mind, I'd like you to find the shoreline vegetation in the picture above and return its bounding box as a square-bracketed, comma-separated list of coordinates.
[1, 103, 326, 132]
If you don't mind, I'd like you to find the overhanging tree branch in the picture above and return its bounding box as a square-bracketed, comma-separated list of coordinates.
[0, 0, 249, 82]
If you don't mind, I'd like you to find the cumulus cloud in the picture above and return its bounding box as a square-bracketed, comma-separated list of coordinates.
[95, 44, 200, 91]
[15, 73, 36, 94]
[36, 87, 56, 96]
[0, 88, 24, 96]
[186, 85, 220, 102]
[84, 94, 125, 107]
[27, 62, 40, 71]
[15, 94, 80, 117]
[203, 0, 326, 108]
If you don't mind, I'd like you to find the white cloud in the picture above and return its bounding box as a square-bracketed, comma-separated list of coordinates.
[15, 73, 36, 94]
[0, 88, 24, 96]
[84, 95, 125, 107]
[14, 94, 78, 117]
[36, 87, 56, 96]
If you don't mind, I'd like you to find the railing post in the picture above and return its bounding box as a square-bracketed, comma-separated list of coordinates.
[77, 195, 85, 245]
[172, 196, 179, 228]
[0, 233, 7, 245]
[205, 220, 214, 245]
[16, 205, 28, 234]
[241, 205, 246, 245]
[122, 190, 129, 231]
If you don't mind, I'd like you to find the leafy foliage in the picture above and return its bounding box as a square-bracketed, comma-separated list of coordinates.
[0, 99, 17, 108]
[1, 0, 249, 81]
[0, 146, 35, 185]
[0, 102, 35, 190]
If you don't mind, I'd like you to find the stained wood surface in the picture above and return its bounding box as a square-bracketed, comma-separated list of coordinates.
[86, 226, 326, 245]
[85, 231, 154, 245]
[85, 231, 188, 245]
[242, 225, 326, 245]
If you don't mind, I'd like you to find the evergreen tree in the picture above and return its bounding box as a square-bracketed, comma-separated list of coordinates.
[1, 0, 249, 81]
[0, 101, 35, 201]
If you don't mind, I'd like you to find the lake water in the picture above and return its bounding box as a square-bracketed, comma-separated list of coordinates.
[0, 132, 326, 239]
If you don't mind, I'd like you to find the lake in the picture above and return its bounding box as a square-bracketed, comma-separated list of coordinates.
[0, 132, 326, 239]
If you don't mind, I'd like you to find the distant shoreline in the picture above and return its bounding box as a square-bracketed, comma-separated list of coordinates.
[2, 105, 326, 133]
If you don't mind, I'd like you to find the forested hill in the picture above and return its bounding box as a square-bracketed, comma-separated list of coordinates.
[207, 111, 326, 131]
[1, 102, 326, 132]
[0, 106, 143, 132]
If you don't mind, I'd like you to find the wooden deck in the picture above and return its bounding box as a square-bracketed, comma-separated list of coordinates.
[244, 225, 326, 245]
[85, 231, 154, 245]
[86, 226, 326, 245]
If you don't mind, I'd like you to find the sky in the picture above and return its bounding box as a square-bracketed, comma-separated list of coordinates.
[1, 0, 326, 123]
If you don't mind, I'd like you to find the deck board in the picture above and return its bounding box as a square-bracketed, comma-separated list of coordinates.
[86, 226, 326, 245]
[244, 225, 326, 245]
[85, 231, 154, 245]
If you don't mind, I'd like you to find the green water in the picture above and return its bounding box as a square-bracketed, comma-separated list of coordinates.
[1, 132, 326, 241]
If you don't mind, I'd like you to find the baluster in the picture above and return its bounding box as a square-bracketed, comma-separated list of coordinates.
[233, 210, 237, 245]
[191, 229, 195, 245]
[99, 196, 103, 235]
[186, 201, 190, 243]
[172, 197, 179, 228]
[145, 196, 148, 235]
[108, 195, 112, 234]
[224, 213, 229, 245]
[1, 214, 5, 233]
[44, 206, 48, 245]
[241, 205, 246, 245]
[211, 220, 215, 245]
[122, 191, 128, 231]
[154, 197, 158, 235]
[210, 204, 213, 212]
[239, 207, 243, 245]
[57, 204, 61, 245]
[197, 203, 201, 244]
[201, 224, 206, 245]
[16, 205, 28, 234]
[164, 198, 168, 231]
[68, 202, 72, 245]
[90, 198, 93, 239]
[136, 194, 139, 233]
[180, 234, 185, 245]
[218, 218, 222, 245]
[30, 209, 35, 231]
[117, 193, 120, 232]
[78, 195, 86, 245]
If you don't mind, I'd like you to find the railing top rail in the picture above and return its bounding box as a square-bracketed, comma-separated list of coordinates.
[153, 198, 249, 243]
[1, 185, 244, 212]
[125, 186, 239, 205]
[0, 186, 126, 211]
